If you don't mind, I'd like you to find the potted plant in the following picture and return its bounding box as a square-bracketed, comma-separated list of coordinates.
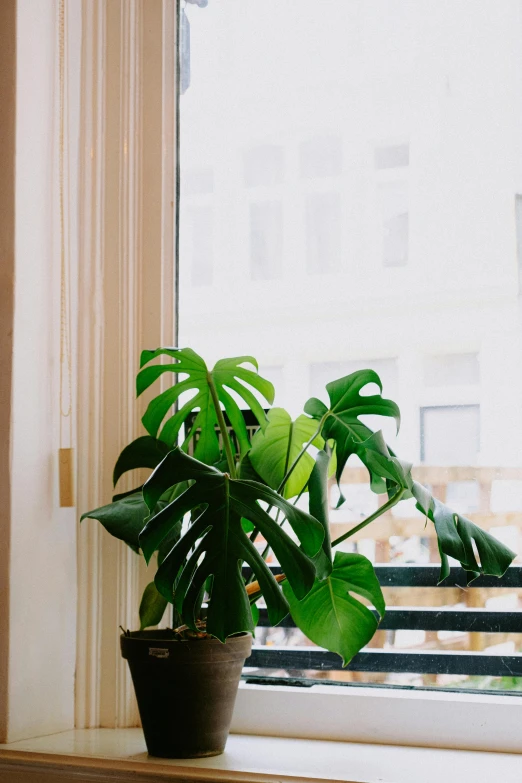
[81, 347, 515, 759]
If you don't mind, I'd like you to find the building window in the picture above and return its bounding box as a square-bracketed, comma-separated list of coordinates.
[420, 405, 480, 465]
[299, 135, 343, 178]
[378, 181, 409, 267]
[244, 145, 284, 188]
[178, 0, 522, 712]
[306, 192, 341, 274]
[250, 201, 283, 280]
[374, 143, 409, 170]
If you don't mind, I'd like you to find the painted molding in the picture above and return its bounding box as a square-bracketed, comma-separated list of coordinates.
[0, 0, 17, 745]
[76, 0, 178, 728]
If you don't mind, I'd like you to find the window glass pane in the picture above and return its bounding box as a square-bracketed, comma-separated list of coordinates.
[306, 192, 341, 274]
[374, 144, 409, 170]
[249, 201, 283, 280]
[179, 0, 522, 694]
[378, 181, 408, 267]
[421, 405, 480, 465]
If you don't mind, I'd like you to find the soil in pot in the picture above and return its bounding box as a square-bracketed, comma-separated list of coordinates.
[121, 629, 252, 759]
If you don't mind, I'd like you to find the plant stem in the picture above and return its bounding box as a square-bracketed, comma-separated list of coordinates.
[276, 416, 326, 495]
[249, 488, 406, 597]
[330, 488, 406, 548]
[253, 482, 308, 575]
[293, 479, 309, 506]
[207, 372, 237, 479]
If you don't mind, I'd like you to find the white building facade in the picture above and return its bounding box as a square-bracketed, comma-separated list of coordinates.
[179, 0, 522, 511]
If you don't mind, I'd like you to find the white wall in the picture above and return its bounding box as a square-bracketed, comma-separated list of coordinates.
[6, 0, 79, 741]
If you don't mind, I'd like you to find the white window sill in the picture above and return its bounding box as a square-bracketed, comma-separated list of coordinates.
[233, 681, 522, 754]
[0, 729, 521, 783]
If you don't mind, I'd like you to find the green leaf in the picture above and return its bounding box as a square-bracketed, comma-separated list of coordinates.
[113, 436, 171, 486]
[250, 602, 260, 628]
[354, 431, 413, 497]
[239, 452, 267, 484]
[308, 450, 333, 579]
[112, 486, 143, 502]
[157, 516, 183, 565]
[250, 408, 325, 498]
[80, 493, 151, 553]
[139, 582, 169, 630]
[139, 448, 324, 641]
[136, 347, 274, 464]
[81, 493, 171, 556]
[412, 481, 516, 582]
[283, 552, 385, 666]
[304, 370, 400, 507]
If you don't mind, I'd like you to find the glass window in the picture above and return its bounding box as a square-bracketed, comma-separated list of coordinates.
[306, 192, 341, 274]
[179, 0, 522, 696]
[374, 144, 409, 170]
[420, 405, 480, 465]
[250, 201, 283, 280]
[378, 181, 408, 267]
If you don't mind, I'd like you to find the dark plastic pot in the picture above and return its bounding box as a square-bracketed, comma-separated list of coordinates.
[120, 630, 252, 759]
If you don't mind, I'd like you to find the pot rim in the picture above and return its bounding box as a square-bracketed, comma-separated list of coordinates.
[120, 629, 253, 662]
[121, 629, 252, 643]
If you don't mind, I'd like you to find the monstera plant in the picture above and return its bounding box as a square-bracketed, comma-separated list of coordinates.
[81, 347, 516, 759]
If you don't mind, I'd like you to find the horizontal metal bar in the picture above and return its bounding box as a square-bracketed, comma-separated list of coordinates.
[240, 673, 522, 697]
[256, 607, 522, 633]
[243, 565, 522, 589]
[374, 565, 522, 589]
[246, 647, 522, 677]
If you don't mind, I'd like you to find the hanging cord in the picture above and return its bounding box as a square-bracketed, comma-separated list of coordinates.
[58, 0, 74, 506]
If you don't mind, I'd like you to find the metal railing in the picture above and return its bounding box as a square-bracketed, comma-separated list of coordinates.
[245, 565, 522, 678]
[187, 412, 522, 683]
